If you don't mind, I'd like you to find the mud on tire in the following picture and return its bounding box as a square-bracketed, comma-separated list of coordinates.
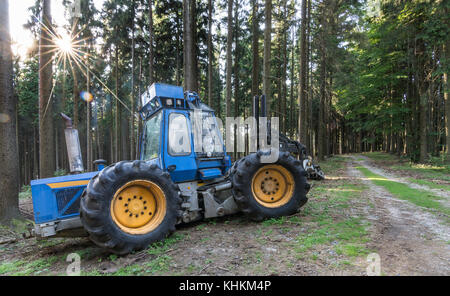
[80, 160, 181, 254]
[230, 150, 309, 221]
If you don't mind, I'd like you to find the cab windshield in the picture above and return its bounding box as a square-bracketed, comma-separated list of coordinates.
[190, 110, 224, 156]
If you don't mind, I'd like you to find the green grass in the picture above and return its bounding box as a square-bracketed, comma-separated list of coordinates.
[363, 152, 399, 162]
[357, 166, 449, 216]
[146, 233, 184, 255]
[0, 260, 26, 275]
[318, 155, 347, 172]
[81, 270, 102, 276]
[0, 256, 60, 275]
[37, 238, 65, 248]
[261, 215, 305, 227]
[364, 152, 450, 182]
[407, 178, 450, 192]
[111, 264, 144, 276]
[19, 185, 32, 199]
[143, 254, 173, 274]
[291, 171, 372, 259]
[295, 217, 369, 254]
[54, 169, 68, 177]
[335, 244, 370, 257]
[108, 254, 118, 262]
[392, 163, 450, 182]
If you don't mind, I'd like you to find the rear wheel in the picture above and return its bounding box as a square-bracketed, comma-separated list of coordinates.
[231, 150, 309, 221]
[80, 160, 181, 254]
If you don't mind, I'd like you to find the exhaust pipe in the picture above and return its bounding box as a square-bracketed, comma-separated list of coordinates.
[61, 113, 84, 174]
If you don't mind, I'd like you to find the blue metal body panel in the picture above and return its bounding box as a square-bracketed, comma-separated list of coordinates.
[31, 83, 232, 227]
[162, 109, 198, 182]
[30, 171, 98, 224]
[198, 168, 223, 180]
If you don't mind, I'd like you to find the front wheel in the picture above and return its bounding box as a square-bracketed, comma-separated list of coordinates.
[80, 160, 181, 254]
[230, 150, 309, 221]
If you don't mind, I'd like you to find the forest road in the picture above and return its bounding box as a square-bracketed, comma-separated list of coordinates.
[346, 155, 449, 275]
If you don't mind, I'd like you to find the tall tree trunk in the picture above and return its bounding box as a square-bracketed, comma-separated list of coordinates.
[148, 0, 154, 86]
[0, 0, 21, 222]
[306, 0, 312, 151]
[33, 126, 38, 179]
[114, 47, 119, 162]
[317, 2, 326, 161]
[234, 1, 240, 159]
[298, 0, 307, 144]
[251, 0, 259, 100]
[183, 0, 187, 88]
[39, 0, 55, 178]
[418, 40, 428, 163]
[137, 58, 143, 157]
[444, 42, 449, 159]
[86, 56, 92, 171]
[130, 1, 136, 159]
[183, 0, 198, 91]
[289, 27, 295, 136]
[263, 0, 272, 117]
[419, 88, 427, 162]
[191, 0, 199, 91]
[226, 0, 233, 118]
[207, 0, 213, 106]
[176, 13, 181, 86]
[281, 0, 288, 134]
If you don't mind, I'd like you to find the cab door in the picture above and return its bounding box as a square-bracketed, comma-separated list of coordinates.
[162, 110, 197, 182]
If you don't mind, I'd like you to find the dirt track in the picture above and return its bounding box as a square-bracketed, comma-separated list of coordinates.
[347, 156, 449, 275]
[1, 154, 449, 275]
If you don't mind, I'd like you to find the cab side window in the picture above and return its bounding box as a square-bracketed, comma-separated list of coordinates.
[143, 111, 162, 160]
[168, 113, 191, 156]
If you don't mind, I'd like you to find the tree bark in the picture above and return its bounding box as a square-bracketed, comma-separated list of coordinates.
[0, 0, 21, 222]
[86, 56, 92, 170]
[130, 0, 136, 159]
[183, 0, 198, 91]
[317, 1, 326, 161]
[234, 2, 240, 159]
[281, 0, 288, 134]
[148, 0, 154, 86]
[298, 0, 307, 144]
[114, 47, 119, 162]
[263, 0, 272, 117]
[251, 0, 259, 100]
[207, 0, 213, 106]
[39, 0, 55, 178]
[306, 0, 312, 151]
[226, 0, 233, 118]
[444, 42, 449, 159]
[289, 27, 295, 136]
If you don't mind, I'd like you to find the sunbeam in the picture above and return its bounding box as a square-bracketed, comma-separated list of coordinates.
[34, 13, 138, 123]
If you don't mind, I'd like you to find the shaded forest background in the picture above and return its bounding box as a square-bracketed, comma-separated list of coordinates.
[1, 0, 449, 191]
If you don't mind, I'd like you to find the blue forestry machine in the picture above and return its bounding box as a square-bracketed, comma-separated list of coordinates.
[30, 83, 319, 254]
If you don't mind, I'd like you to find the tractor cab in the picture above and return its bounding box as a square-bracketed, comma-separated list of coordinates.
[138, 83, 231, 183]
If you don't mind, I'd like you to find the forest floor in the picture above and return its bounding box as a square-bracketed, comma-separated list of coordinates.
[0, 152, 449, 276]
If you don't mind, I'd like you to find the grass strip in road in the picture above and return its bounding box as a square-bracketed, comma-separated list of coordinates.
[392, 163, 450, 182]
[406, 178, 450, 192]
[356, 166, 449, 217]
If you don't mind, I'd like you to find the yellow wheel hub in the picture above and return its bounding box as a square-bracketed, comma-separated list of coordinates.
[251, 165, 295, 208]
[110, 180, 166, 235]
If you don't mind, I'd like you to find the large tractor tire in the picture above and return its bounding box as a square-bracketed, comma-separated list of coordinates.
[230, 150, 309, 221]
[80, 160, 181, 254]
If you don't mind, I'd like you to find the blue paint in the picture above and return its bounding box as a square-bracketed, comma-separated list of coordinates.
[199, 168, 223, 180]
[31, 83, 233, 226]
[31, 172, 98, 224]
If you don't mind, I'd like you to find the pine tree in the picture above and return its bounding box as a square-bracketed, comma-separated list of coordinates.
[0, 0, 21, 222]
